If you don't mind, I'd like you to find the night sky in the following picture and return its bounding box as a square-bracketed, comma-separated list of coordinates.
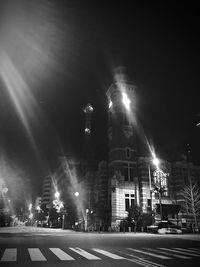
[0, 0, 200, 199]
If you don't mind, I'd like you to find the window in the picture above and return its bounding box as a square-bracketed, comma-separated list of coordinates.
[124, 163, 135, 182]
[125, 194, 135, 211]
[131, 199, 135, 207]
[125, 198, 129, 211]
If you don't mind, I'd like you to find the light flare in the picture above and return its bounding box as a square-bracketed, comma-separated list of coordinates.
[122, 92, 131, 111]
[112, 66, 158, 160]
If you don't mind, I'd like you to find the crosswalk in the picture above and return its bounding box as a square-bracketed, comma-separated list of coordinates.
[0, 247, 200, 263]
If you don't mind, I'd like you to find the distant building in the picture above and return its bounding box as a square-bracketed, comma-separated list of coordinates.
[41, 176, 53, 207]
[42, 70, 200, 231]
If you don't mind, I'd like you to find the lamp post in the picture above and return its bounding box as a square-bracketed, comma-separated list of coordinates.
[152, 157, 168, 221]
[148, 156, 160, 219]
[85, 208, 89, 231]
[152, 155, 163, 221]
[148, 164, 153, 213]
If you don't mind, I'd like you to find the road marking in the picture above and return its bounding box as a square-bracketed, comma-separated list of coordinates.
[188, 248, 200, 252]
[92, 248, 126, 259]
[1, 248, 17, 261]
[69, 247, 101, 260]
[117, 250, 165, 267]
[125, 256, 165, 267]
[28, 248, 47, 261]
[158, 248, 191, 259]
[128, 248, 171, 259]
[49, 248, 75, 260]
[173, 248, 200, 257]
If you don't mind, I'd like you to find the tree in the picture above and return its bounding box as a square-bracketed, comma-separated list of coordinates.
[180, 183, 200, 231]
[126, 204, 142, 232]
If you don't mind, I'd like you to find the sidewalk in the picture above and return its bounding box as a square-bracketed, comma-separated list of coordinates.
[0, 226, 75, 234]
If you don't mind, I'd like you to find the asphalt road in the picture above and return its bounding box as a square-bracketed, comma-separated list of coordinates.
[0, 227, 200, 267]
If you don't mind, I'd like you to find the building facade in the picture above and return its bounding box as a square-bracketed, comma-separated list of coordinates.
[106, 79, 139, 229]
[104, 76, 200, 230]
[40, 73, 200, 231]
[41, 176, 53, 207]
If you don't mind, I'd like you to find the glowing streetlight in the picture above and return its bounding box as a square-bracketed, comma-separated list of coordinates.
[55, 191, 60, 199]
[74, 191, 79, 197]
[29, 203, 32, 211]
[108, 99, 113, 109]
[152, 156, 160, 169]
[122, 92, 131, 111]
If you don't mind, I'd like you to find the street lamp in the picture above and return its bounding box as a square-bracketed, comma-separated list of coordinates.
[148, 155, 160, 218]
[55, 191, 60, 199]
[28, 203, 33, 225]
[74, 191, 79, 197]
[85, 208, 89, 231]
[152, 157, 168, 221]
[122, 92, 131, 111]
[152, 154, 160, 169]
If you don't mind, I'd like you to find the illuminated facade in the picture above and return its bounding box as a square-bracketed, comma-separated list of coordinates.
[105, 76, 190, 229]
[41, 72, 200, 231]
[106, 79, 139, 228]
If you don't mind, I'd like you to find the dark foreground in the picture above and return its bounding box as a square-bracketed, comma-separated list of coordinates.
[0, 227, 200, 267]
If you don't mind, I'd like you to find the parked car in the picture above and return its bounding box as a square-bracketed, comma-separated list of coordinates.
[147, 220, 182, 234]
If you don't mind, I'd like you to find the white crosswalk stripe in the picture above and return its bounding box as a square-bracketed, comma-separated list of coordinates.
[0, 247, 199, 262]
[188, 248, 200, 252]
[127, 248, 171, 259]
[159, 248, 200, 257]
[1, 248, 17, 261]
[28, 248, 47, 261]
[158, 248, 191, 259]
[69, 247, 101, 260]
[49, 248, 75, 260]
[173, 248, 200, 257]
[92, 248, 126, 259]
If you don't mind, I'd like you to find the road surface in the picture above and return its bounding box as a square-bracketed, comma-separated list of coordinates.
[0, 227, 200, 266]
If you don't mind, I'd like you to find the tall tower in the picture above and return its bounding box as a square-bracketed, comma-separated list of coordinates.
[106, 68, 139, 228]
[83, 103, 94, 170]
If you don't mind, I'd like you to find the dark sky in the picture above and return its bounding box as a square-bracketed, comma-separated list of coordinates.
[0, 0, 200, 198]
